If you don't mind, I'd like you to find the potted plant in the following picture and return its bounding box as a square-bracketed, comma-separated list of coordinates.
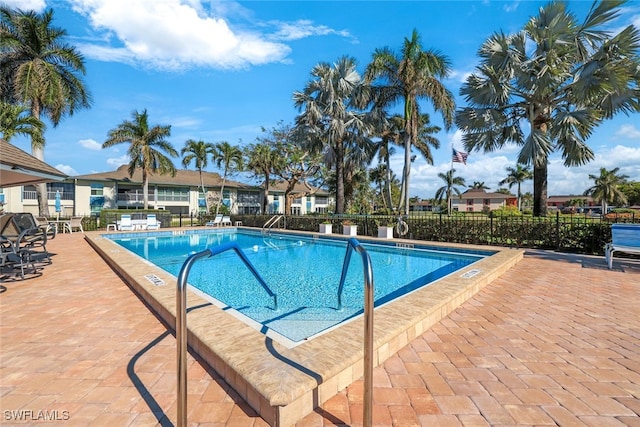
[319, 220, 333, 234]
[342, 220, 357, 236]
[377, 222, 394, 239]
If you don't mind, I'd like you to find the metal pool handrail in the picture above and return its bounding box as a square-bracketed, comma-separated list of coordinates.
[261, 214, 284, 235]
[176, 243, 277, 427]
[337, 237, 374, 427]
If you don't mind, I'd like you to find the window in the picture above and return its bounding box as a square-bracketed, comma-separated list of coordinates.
[90, 184, 103, 196]
[291, 206, 301, 215]
[315, 196, 328, 205]
[157, 187, 189, 202]
[237, 192, 260, 204]
[483, 199, 490, 206]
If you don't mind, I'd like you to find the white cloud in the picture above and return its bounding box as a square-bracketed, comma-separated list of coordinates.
[503, 1, 520, 13]
[405, 142, 640, 200]
[269, 19, 353, 42]
[55, 164, 78, 176]
[106, 155, 129, 168]
[65, 0, 346, 70]
[2, 0, 46, 11]
[79, 138, 102, 150]
[615, 124, 640, 139]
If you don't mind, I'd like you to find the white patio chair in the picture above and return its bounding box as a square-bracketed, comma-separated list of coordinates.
[119, 214, 135, 231]
[64, 216, 84, 233]
[146, 214, 160, 230]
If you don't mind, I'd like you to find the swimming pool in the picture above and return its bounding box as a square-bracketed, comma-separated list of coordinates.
[88, 227, 523, 426]
[108, 230, 491, 344]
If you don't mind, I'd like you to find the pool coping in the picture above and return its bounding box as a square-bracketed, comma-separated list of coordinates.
[85, 227, 524, 427]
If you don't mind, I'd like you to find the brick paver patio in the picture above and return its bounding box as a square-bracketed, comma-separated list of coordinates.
[1, 232, 639, 426]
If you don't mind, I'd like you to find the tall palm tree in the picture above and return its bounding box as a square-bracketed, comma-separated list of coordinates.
[0, 101, 44, 145]
[102, 109, 177, 209]
[434, 169, 466, 214]
[365, 29, 455, 215]
[468, 181, 489, 190]
[181, 139, 215, 213]
[455, 1, 640, 217]
[1, 6, 91, 215]
[293, 56, 374, 214]
[246, 140, 282, 214]
[211, 141, 243, 215]
[584, 167, 628, 214]
[499, 164, 533, 211]
[369, 164, 388, 211]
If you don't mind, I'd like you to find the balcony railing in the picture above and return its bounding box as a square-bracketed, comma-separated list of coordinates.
[22, 191, 74, 201]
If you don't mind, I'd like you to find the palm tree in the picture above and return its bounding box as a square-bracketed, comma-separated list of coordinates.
[499, 164, 533, 211]
[434, 169, 466, 214]
[211, 141, 243, 215]
[468, 181, 489, 190]
[369, 164, 388, 211]
[102, 109, 178, 209]
[1, 6, 91, 215]
[0, 101, 44, 145]
[584, 167, 628, 214]
[293, 56, 375, 214]
[181, 139, 215, 213]
[246, 139, 282, 214]
[365, 29, 455, 215]
[455, 1, 640, 217]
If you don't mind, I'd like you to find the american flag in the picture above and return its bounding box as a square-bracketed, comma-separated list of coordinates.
[452, 148, 468, 164]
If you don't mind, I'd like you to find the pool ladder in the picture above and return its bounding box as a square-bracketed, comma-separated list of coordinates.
[175, 238, 375, 427]
[175, 243, 277, 427]
[262, 214, 284, 235]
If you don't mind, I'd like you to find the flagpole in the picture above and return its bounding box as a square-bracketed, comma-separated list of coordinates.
[449, 143, 454, 215]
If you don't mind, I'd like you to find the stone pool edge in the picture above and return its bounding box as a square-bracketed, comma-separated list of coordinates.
[85, 228, 524, 426]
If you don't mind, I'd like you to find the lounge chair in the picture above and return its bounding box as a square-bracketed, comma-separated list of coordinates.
[64, 216, 84, 233]
[605, 223, 640, 269]
[119, 214, 135, 231]
[206, 214, 223, 227]
[35, 216, 56, 235]
[1, 235, 37, 278]
[221, 216, 232, 226]
[0, 213, 52, 264]
[146, 214, 160, 230]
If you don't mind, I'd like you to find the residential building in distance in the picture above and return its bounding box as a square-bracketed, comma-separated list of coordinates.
[451, 189, 517, 212]
[1, 165, 262, 217]
[265, 181, 332, 215]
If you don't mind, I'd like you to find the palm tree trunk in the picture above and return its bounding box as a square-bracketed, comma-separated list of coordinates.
[403, 131, 411, 215]
[263, 173, 270, 214]
[335, 142, 345, 214]
[142, 170, 149, 210]
[517, 183, 522, 212]
[199, 170, 209, 213]
[30, 103, 49, 217]
[533, 164, 548, 217]
[384, 154, 393, 212]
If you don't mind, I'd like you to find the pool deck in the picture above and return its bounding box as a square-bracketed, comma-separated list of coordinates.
[1, 230, 639, 426]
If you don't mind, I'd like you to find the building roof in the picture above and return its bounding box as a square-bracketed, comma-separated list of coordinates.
[458, 189, 515, 200]
[0, 139, 68, 187]
[73, 165, 258, 190]
[268, 180, 330, 196]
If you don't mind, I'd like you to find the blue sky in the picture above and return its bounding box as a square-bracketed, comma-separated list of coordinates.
[6, 0, 640, 199]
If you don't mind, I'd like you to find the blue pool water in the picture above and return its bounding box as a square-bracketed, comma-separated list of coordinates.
[108, 230, 491, 344]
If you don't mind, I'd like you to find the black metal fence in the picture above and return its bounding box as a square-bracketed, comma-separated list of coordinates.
[232, 212, 638, 255]
[82, 210, 638, 256]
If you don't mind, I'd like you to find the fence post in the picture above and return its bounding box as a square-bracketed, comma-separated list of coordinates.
[556, 211, 560, 250]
